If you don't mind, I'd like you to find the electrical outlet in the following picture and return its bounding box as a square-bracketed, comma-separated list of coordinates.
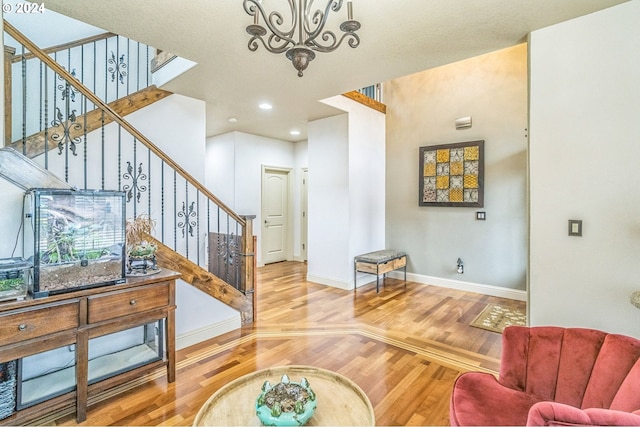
[568, 219, 582, 236]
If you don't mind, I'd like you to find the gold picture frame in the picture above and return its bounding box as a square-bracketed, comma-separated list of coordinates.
[419, 140, 484, 207]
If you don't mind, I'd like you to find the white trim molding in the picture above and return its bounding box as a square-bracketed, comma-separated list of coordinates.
[306, 274, 352, 291]
[388, 271, 526, 301]
[176, 317, 241, 350]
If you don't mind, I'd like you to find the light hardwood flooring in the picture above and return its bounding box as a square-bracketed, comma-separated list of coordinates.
[55, 261, 526, 426]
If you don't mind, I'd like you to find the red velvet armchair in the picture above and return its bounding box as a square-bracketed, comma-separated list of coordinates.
[450, 326, 640, 426]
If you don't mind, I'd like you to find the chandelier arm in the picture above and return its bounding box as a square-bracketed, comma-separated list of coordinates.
[267, 9, 296, 41]
[247, 35, 290, 54]
[244, 0, 297, 46]
[266, 33, 294, 54]
[308, 31, 359, 53]
[304, 0, 343, 43]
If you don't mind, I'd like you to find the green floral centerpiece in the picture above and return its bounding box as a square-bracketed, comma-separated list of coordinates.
[256, 374, 317, 426]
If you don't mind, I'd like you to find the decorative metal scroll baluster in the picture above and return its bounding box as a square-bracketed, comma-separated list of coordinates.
[122, 161, 148, 203]
[57, 68, 78, 101]
[217, 232, 238, 286]
[50, 106, 82, 155]
[177, 201, 196, 238]
[108, 51, 127, 84]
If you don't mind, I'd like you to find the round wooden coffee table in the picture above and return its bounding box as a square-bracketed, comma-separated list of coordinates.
[193, 365, 375, 426]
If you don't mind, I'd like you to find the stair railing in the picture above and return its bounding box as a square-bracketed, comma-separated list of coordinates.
[5, 26, 155, 147]
[4, 21, 255, 298]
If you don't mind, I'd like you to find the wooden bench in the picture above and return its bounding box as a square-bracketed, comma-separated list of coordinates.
[354, 250, 407, 293]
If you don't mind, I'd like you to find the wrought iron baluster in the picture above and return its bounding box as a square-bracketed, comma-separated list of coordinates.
[236, 220, 241, 290]
[161, 162, 165, 244]
[122, 160, 148, 206]
[44, 65, 49, 169]
[196, 190, 200, 265]
[147, 148, 152, 218]
[108, 50, 127, 86]
[118, 126, 122, 191]
[50, 107, 82, 156]
[101, 110, 105, 189]
[83, 96, 88, 189]
[21, 45, 26, 155]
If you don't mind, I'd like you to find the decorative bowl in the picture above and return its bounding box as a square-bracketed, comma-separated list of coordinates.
[255, 374, 317, 426]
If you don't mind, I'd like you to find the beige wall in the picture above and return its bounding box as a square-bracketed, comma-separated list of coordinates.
[529, 1, 640, 337]
[385, 44, 528, 292]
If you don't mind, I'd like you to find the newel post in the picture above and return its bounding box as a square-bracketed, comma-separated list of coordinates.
[241, 215, 256, 296]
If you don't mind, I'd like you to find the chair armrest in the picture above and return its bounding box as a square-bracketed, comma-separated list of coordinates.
[526, 401, 640, 426]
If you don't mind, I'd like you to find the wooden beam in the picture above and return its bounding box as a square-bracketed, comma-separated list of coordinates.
[342, 90, 387, 114]
[8, 85, 172, 158]
[151, 236, 254, 325]
[4, 46, 15, 146]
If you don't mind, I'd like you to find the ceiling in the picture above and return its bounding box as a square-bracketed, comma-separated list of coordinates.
[42, 0, 628, 142]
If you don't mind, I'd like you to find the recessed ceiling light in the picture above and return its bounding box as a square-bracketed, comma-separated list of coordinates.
[290, 130, 301, 136]
[259, 103, 273, 110]
[228, 117, 238, 123]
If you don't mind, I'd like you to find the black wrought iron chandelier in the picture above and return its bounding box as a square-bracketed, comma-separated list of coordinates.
[244, 0, 361, 77]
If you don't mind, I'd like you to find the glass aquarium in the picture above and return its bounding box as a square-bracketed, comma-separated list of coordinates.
[24, 189, 126, 298]
[0, 258, 31, 302]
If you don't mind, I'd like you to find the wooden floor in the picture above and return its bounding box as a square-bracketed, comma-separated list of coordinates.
[55, 261, 526, 426]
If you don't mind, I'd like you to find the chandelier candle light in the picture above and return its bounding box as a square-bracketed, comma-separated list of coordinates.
[244, 0, 361, 77]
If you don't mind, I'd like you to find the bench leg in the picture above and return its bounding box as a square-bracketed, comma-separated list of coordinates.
[353, 261, 357, 293]
[404, 265, 407, 290]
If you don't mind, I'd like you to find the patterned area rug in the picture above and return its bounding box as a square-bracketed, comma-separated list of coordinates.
[470, 304, 526, 333]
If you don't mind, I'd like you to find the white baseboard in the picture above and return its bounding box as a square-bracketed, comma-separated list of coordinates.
[387, 271, 527, 301]
[176, 317, 241, 350]
[306, 274, 352, 291]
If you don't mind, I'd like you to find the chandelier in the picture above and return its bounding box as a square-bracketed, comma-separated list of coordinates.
[244, 0, 361, 77]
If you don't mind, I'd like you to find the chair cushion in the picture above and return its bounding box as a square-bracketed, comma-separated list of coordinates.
[526, 401, 640, 426]
[450, 372, 543, 426]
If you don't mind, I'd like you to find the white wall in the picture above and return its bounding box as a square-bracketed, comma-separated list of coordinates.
[529, 1, 640, 337]
[4, 0, 104, 48]
[307, 114, 351, 287]
[205, 131, 303, 265]
[307, 96, 386, 290]
[384, 44, 528, 297]
[126, 95, 241, 347]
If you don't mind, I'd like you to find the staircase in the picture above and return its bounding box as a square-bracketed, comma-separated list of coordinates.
[3, 21, 256, 324]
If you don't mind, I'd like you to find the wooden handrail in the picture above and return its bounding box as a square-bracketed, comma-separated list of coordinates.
[11, 32, 116, 63]
[4, 20, 245, 226]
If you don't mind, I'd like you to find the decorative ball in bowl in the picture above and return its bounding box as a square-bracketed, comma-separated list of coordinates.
[256, 374, 317, 426]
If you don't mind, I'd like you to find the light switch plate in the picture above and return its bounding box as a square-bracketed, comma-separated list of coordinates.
[476, 211, 486, 220]
[568, 219, 582, 236]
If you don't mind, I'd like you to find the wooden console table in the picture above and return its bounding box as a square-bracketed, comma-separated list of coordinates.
[0, 269, 179, 425]
[194, 365, 375, 426]
[354, 250, 407, 293]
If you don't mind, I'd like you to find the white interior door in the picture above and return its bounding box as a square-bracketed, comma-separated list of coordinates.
[262, 168, 289, 264]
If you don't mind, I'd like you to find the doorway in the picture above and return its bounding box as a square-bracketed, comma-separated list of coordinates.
[261, 167, 291, 264]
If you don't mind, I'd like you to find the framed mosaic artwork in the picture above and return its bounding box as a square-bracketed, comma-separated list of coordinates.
[419, 140, 484, 207]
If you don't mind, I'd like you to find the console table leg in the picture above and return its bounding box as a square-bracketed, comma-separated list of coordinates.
[76, 330, 88, 422]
